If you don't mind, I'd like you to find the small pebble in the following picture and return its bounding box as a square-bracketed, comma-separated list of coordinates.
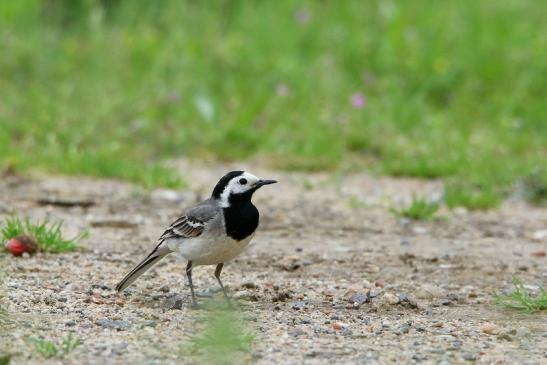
[289, 300, 308, 310]
[397, 324, 411, 334]
[289, 328, 306, 337]
[241, 282, 257, 289]
[463, 353, 478, 361]
[384, 293, 400, 305]
[497, 332, 513, 341]
[399, 294, 418, 308]
[531, 229, 547, 241]
[374, 280, 385, 288]
[514, 327, 530, 337]
[163, 296, 184, 310]
[416, 284, 446, 299]
[234, 291, 258, 302]
[480, 322, 499, 335]
[349, 293, 369, 305]
[450, 340, 462, 350]
[95, 318, 131, 331]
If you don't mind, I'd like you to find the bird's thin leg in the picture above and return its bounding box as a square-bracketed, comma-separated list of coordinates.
[186, 261, 198, 307]
[214, 263, 232, 304]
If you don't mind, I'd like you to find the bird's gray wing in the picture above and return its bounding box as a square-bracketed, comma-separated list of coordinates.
[160, 199, 221, 240]
[114, 200, 221, 292]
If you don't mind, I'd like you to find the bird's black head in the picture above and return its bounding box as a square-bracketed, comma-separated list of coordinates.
[211, 170, 277, 206]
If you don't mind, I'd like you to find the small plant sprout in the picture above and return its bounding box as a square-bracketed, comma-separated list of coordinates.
[495, 277, 547, 312]
[31, 339, 59, 359]
[0, 354, 13, 365]
[30, 335, 81, 359]
[62, 334, 82, 354]
[187, 307, 254, 364]
[392, 196, 441, 220]
[1, 216, 87, 254]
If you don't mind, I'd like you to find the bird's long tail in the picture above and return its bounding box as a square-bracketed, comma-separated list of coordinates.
[115, 243, 172, 292]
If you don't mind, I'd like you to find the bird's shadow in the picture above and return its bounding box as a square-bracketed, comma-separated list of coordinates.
[162, 290, 245, 312]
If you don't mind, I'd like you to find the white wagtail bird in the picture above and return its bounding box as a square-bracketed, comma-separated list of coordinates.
[115, 171, 277, 306]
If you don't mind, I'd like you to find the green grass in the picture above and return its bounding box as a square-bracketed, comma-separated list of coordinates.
[30, 334, 81, 359]
[186, 306, 254, 365]
[521, 167, 547, 206]
[31, 339, 59, 359]
[392, 196, 440, 220]
[1, 1, 546, 207]
[495, 278, 547, 313]
[0, 354, 12, 365]
[1, 216, 86, 253]
[445, 179, 503, 210]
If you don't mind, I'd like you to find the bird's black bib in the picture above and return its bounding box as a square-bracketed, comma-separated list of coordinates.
[223, 191, 259, 241]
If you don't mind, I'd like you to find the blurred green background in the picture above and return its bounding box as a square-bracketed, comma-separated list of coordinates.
[1, 0, 545, 208]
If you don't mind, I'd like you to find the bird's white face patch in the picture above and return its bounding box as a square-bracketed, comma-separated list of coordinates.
[219, 172, 260, 207]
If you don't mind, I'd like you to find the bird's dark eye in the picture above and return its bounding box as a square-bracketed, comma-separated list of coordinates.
[239, 178, 247, 185]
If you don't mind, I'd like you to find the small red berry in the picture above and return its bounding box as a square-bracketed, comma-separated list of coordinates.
[5, 235, 38, 256]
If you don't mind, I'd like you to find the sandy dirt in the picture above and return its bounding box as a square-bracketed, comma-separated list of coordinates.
[1, 160, 546, 364]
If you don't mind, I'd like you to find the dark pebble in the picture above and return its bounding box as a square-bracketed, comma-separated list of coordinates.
[289, 328, 306, 337]
[463, 353, 478, 361]
[341, 328, 353, 336]
[446, 293, 461, 302]
[163, 296, 184, 310]
[449, 340, 462, 350]
[241, 282, 257, 289]
[92, 284, 110, 290]
[497, 333, 513, 341]
[95, 318, 131, 331]
[412, 354, 426, 362]
[272, 292, 291, 302]
[399, 294, 418, 308]
[349, 293, 369, 305]
[397, 324, 411, 334]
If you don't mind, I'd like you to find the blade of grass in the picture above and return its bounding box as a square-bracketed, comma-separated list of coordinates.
[1, 216, 87, 253]
[184, 304, 255, 365]
[495, 277, 547, 312]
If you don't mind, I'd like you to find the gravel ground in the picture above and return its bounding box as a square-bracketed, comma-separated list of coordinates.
[1, 160, 546, 365]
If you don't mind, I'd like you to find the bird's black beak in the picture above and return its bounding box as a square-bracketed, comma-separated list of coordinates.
[254, 179, 277, 188]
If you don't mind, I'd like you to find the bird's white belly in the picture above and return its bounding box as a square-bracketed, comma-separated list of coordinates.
[166, 234, 253, 265]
